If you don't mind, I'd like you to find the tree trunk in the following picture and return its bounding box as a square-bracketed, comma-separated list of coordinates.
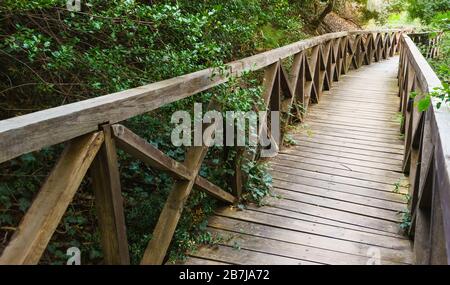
[312, 0, 336, 27]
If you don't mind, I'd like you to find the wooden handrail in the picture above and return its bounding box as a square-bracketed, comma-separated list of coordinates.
[408, 31, 444, 59]
[399, 34, 450, 264]
[0, 29, 409, 265]
[0, 30, 413, 164]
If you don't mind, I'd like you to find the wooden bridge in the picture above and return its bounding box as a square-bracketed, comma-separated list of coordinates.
[0, 29, 449, 265]
[185, 56, 414, 265]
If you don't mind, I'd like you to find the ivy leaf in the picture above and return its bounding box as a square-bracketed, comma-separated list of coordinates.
[417, 96, 431, 112]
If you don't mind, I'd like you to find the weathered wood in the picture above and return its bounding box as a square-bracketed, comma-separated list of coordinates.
[212, 210, 412, 263]
[190, 243, 317, 265]
[0, 32, 350, 164]
[183, 257, 231, 265]
[274, 187, 401, 222]
[195, 176, 236, 204]
[284, 144, 403, 167]
[276, 153, 402, 178]
[110, 124, 236, 204]
[184, 56, 417, 265]
[0, 132, 104, 264]
[271, 158, 403, 185]
[400, 34, 450, 264]
[207, 228, 399, 265]
[208, 215, 405, 262]
[1, 29, 419, 265]
[273, 178, 405, 211]
[90, 125, 130, 265]
[140, 100, 222, 265]
[111, 124, 192, 180]
[140, 158, 202, 264]
[248, 203, 406, 238]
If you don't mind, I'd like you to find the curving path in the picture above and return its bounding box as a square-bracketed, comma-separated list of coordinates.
[183, 56, 414, 265]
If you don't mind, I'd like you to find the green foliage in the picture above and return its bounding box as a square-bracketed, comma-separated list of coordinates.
[407, 0, 450, 24]
[412, 86, 450, 112]
[0, 0, 298, 264]
[399, 210, 412, 234]
[407, 1, 450, 112]
[283, 134, 298, 146]
[241, 160, 273, 205]
[393, 180, 402, 194]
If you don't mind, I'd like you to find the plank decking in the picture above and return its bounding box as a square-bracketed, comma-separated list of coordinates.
[183, 56, 414, 265]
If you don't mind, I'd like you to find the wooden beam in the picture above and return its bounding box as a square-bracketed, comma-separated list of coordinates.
[90, 125, 130, 265]
[0, 132, 104, 265]
[111, 124, 192, 181]
[140, 101, 222, 264]
[140, 148, 208, 265]
[195, 176, 236, 204]
[0, 32, 349, 164]
[110, 124, 235, 204]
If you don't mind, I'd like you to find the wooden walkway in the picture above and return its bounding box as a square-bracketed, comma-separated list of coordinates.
[184, 56, 414, 265]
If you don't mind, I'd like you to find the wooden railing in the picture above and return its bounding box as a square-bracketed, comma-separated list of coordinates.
[409, 31, 444, 59]
[399, 34, 450, 264]
[0, 29, 407, 265]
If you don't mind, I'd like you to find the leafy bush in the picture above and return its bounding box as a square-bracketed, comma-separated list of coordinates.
[0, 0, 302, 264]
[407, 0, 450, 24]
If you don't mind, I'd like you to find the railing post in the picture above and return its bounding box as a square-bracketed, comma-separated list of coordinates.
[90, 125, 130, 265]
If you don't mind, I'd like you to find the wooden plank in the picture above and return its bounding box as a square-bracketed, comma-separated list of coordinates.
[301, 126, 402, 143]
[272, 178, 405, 211]
[292, 132, 404, 152]
[208, 228, 399, 265]
[90, 126, 130, 264]
[271, 165, 405, 193]
[295, 125, 404, 145]
[182, 257, 231, 265]
[210, 212, 412, 263]
[306, 118, 401, 135]
[0, 32, 353, 164]
[282, 145, 403, 169]
[207, 217, 409, 264]
[308, 105, 401, 119]
[215, 208, 410, 250]
[0, 132, 104, 264]
[271, 171, 405, 203]
[271, 159, 403, 185]
[303, 121, 403, 139]
[309, 105, 400, 119]
[111, 124, 192, 180]
[263, 196, 402, 234]
[273, 188, 401, 222]
[111, 124, 235, 204]
[276, 153, 403, 178]
[246, 204, 406, 239]
[305, 114, 401, 131]
[140, 100, 222, 264]
[190, 244, 317, 265]
[288, 140, 404, 161]
[141, 163, 200, 264]
[195, 176, 236, 204]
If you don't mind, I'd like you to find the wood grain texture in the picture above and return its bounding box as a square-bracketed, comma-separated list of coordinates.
[183, 56, 414, 265]
[0, 132, 104, 264]
[141, 100, 223, 264]
[0, 33, 350, 164]
[400, 34, 450, 264]
[1, 29, 425, 266]
[90, 125, 130, 265]
[111, 124, 235, 204]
